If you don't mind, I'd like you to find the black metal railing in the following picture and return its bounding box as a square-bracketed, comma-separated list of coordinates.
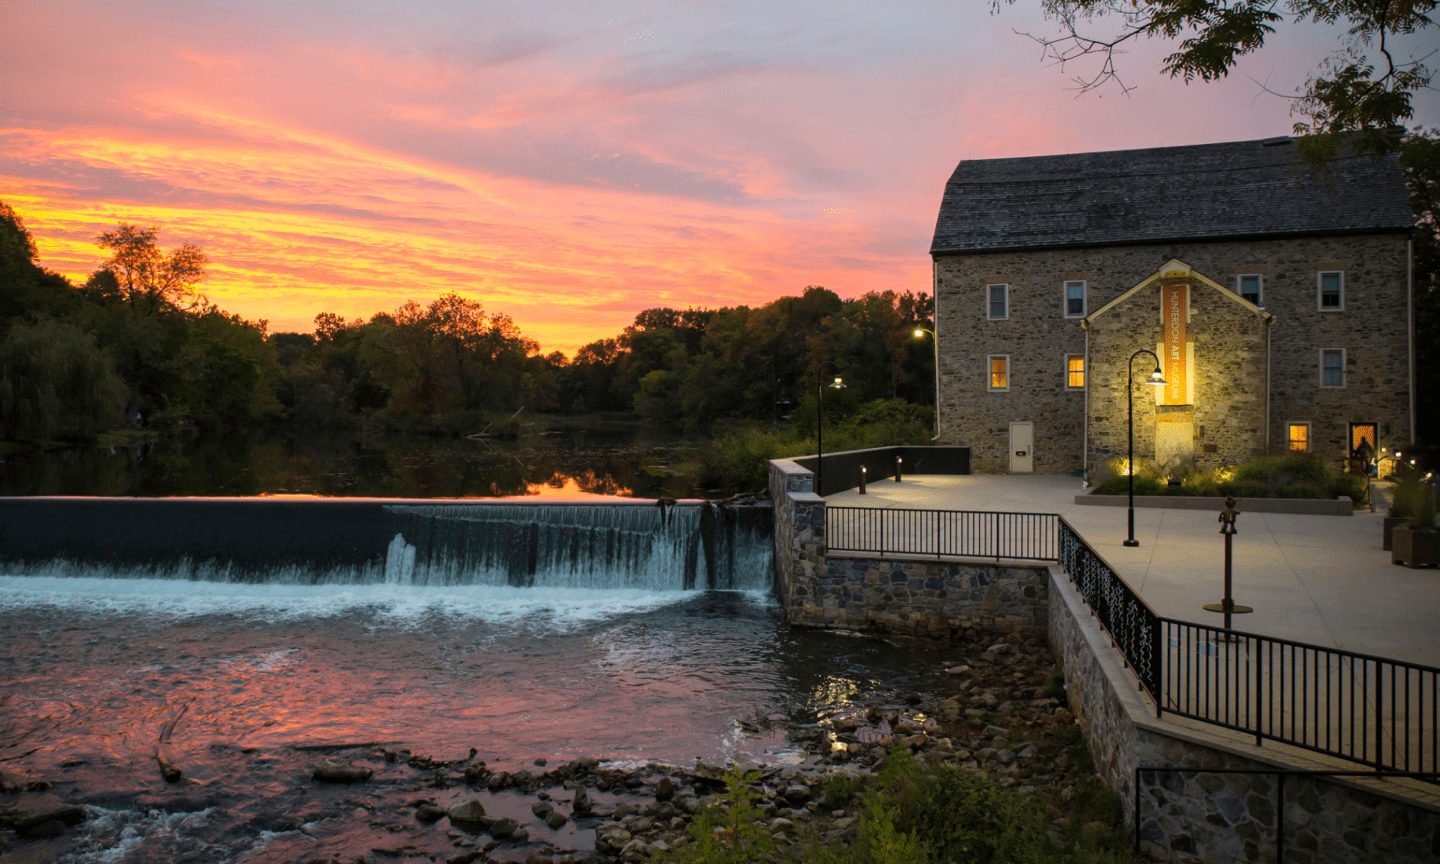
[1057, 517, 1162, 701]
[1157, 619, 1439, 776]
[820, 505, 1438, 778]
[826, 507, 1057, 560]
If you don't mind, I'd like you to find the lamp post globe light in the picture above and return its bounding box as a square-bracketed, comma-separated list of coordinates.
[912, 327, 941, 440]
[1124, 349, 1167, 548]
[815, 361, 845, 496]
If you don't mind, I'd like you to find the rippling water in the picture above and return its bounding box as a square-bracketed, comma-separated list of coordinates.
[0, 579, 943, 862]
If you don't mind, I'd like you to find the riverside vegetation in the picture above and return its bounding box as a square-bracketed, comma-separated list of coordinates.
[0, 627, 1139, 864]
[1092, 452, 1369, 505]
[0, 201, 934, 457]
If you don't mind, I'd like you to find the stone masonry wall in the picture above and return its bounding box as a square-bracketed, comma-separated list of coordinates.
[1048, 567, 1440, 864]
[769, 458, 1048, 640]
[769, 459, 826, 627]
[934, 235, 1412, 474]
[1085, 270, 1268, 472]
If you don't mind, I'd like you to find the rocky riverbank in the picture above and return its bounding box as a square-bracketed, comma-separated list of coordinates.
[0, 625, 1134, 863]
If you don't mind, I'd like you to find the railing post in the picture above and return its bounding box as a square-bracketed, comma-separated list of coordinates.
[935, 509, 941, 559]
[1255, 643, 1264, 747]
[1375, 660, 1385, 769]
[1153, 618, 1164, 718]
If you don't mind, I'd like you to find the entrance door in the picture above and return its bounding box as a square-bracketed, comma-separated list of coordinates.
[1009, 422, 1034, 473]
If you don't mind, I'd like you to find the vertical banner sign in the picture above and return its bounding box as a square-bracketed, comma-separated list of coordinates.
[1161, 283, 1188, 405]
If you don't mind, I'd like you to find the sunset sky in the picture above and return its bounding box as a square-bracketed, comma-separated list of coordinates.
[3, 1, 1435, 355]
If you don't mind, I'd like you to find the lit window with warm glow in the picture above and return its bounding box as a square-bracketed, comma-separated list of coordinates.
[1288, 423, 1310, 451]
[989, 355, 1009, 390]
[1066, 354, 1084, 388]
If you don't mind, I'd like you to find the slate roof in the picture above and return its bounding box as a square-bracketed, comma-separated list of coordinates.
[930, 137, 1413, 256]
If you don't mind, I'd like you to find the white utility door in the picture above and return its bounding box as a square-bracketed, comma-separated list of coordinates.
[1009, 422, 1034, 473]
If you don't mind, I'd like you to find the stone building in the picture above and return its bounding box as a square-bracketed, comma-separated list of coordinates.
[928, 136, 1415, 476]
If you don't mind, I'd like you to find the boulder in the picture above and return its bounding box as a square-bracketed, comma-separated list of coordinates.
[488, 817, 520, 839]
[595, 823, 632, 853]
[572, 785, 593, 815]
[654, 776, 675, 802]
[531, 801, 554, 819]
[415, 804, 446, 823]
[312, 761, 372, 784]
[447, 799, 487, 823]
[545, 810, 568, 829]
[0, 796, 88, 834]
[525, 852, 554, 864]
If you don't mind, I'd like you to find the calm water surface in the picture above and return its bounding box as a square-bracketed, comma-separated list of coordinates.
[0, 419, 704, 499]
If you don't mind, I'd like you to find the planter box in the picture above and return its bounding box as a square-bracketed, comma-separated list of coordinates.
[1074, 495, 1353, 517]
[1383, 515, 1408, 551]
[1392, 526, 1439, 568]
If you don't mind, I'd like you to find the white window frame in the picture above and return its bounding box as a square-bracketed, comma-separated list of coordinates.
[1317, 271, 1344, 311]
[1065, 354, 1084, 389]
[1319, 348, 1345, 388]
[986, 283, 1009, 320]
[1286, 421, 1312, 452]
[1063, 280, 1086, 318]
[988, 354, 1010, 391]
[1237, 273, 1263, 307]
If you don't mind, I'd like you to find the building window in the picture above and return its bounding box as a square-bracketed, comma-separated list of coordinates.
[1066, 354, 1084, 388]
[989, 355, 1009, 390]
[1320, 349, 1345, 387]
[1064, 281, 1086, 317]
[1237, 274, 1262, 306]
[1288, 422, 1310, 452]
[987, 283, 1008, 320]
[1318, 271, 1344, 310]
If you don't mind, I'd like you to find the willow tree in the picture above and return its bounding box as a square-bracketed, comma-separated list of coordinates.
[0, 319, 127, 441]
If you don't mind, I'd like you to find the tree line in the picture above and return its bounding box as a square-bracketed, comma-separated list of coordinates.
[0, 201, 936, 443]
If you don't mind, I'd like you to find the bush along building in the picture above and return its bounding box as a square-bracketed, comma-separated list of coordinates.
[929, 136, 1415, 476]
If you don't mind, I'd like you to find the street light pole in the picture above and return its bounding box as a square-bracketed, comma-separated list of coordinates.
[816, 361, 844, 496]
[913, 327, 940, 440]
[1125, 348, 1167, 548]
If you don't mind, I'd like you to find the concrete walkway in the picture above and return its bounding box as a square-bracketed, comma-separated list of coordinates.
[826, 474, 1440, 667]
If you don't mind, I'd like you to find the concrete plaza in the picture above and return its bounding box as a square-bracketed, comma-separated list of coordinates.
[825, 474, 1440, 667]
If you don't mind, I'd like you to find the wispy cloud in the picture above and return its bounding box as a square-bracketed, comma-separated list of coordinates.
[1, 0, 1431, 353]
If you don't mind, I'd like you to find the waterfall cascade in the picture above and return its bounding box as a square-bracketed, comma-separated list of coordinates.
[0, 498, 774, 592]
[384, 502, 772, 591]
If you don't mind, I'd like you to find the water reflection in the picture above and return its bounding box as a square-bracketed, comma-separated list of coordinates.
[0, 420, 696, 499]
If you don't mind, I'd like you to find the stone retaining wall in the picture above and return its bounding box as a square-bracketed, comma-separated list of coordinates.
[1048, 566, 1440, 863]
[769, 458, 1048, 640]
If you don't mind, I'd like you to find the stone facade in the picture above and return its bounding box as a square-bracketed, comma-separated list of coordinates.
[1048, 566, 1440, 864]
[769, 458, 1047, 640]
[934, 235, 1412, 475]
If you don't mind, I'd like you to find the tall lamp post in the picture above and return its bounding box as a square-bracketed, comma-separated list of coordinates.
[815, 361, 845, 496]
[913, 328, 941, 440]
[1124, 349, 1167, 548]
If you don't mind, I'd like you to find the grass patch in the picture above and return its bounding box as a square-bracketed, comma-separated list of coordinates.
[694, 398, 934, 493]
[659, 746, 1130, 864]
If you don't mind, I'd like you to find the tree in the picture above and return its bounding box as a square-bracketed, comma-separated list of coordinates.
[1004, 0, 1436, 154]
[1402, 128, 1440, 443]
[95, 223, 208, 313]
[0, 319, 127, 440]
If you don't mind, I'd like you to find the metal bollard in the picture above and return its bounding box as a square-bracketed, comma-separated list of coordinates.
[894, 456, 903, 482]
[859, 465, 867, 494]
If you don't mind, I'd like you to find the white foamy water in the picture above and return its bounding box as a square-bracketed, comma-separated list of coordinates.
[0, 569, 714, 628]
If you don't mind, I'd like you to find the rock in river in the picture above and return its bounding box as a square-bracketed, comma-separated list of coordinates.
[447, 799, 488, 824]
[312, 761, 372, 784]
